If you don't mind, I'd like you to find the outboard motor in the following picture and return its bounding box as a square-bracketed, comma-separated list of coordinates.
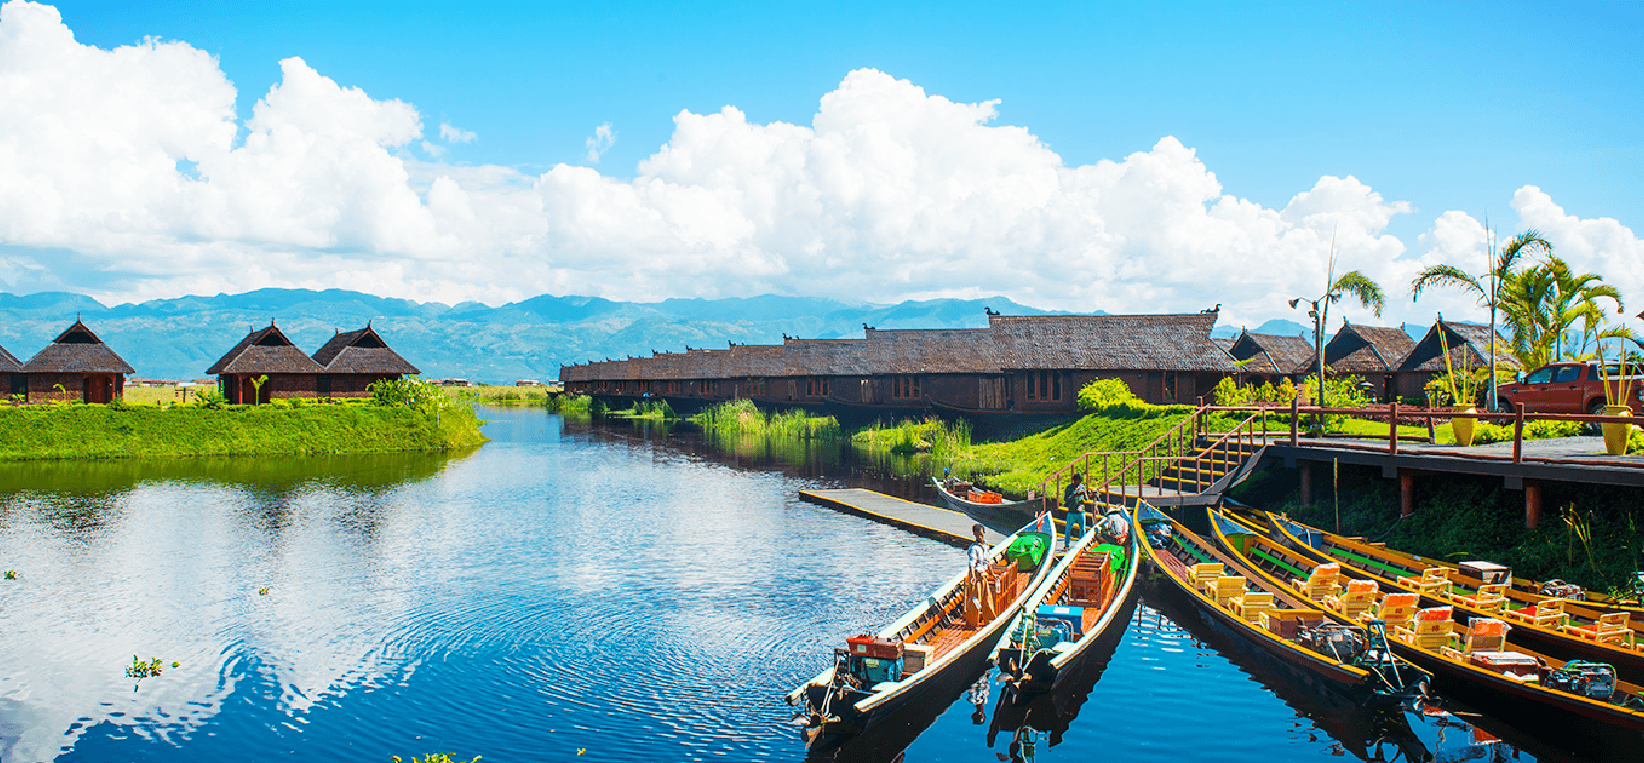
[1544, 661, 1617, 701]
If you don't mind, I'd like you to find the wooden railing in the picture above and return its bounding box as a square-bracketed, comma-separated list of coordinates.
[1204, 399, 1643, 468]
[1032, 404, 1274, 510]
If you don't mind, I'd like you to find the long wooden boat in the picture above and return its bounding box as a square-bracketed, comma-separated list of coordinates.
[1212, 510, 1644, 733]
[989, 505, 1141, 702]
[1249, 511, 1644, 684]
[786, 515, 1057, 743]
[930, 477, 1046, 530]
[1258, 511, 1644, 618]
[1139, 505, 1429, 705]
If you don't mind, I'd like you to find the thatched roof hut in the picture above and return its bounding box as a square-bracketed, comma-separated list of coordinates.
[21, 320, 134, 375]
[208, 323, 325, 375]
[312, 325, 420, 375]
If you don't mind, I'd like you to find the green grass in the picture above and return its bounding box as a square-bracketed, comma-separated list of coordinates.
[0, 401, 486, 460]
[607, 400, 678, 420]
[951, 405, 1200, 494]
[690, 400, 840, 439]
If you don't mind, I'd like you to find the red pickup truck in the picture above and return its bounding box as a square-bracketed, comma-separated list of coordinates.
[1496, 361, 1644, 415]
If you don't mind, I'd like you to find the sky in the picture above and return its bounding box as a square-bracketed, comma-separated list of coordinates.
[0, 0, 1641, 333]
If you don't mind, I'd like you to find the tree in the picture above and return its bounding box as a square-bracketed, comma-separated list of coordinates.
[250, 374, 269, 406]
[1497, 254, 1623, 369]
[1411, 228, 1550, 411]
[1291, 233, 1385, 409]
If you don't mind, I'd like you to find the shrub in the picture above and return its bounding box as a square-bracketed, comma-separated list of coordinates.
[1077, 379, 1144, 411]
[369, 377, 449, 415]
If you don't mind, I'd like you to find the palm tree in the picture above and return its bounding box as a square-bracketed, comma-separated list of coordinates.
[1411, 228, 1550, 410]
[1291, 232, 1385, 409]
[1543, 257, 1623, 360]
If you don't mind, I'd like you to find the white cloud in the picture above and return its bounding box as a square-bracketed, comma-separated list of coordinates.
[439, 122, 476, 143]
[0, 0, 1637, 334]
[584, 122, 614, 162]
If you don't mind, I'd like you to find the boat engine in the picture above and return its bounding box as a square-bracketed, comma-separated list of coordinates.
[1539, 578, 1585, 600]
[1543, 660, 1616, 701]
[1297, 623, 1366, 661]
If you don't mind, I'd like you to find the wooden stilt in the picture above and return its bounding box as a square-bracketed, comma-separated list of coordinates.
[1300, 461, 1313, 508]
[1526, 480, 1542, 530]
[1400, 471, 1415, 518]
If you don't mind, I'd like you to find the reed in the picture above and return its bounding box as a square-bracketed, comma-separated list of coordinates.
[690, 399, 840, 439]
[608, 399, 678, 420]
[851, 416, 970, 456]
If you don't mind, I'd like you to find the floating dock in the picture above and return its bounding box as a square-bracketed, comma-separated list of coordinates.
[799, 488, 1006, 548]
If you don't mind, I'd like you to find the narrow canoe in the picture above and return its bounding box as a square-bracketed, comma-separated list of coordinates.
[989, 504, 1142, 702]
[929, 477, 1046, 530]
[787, 514, 1058, 743]
[1214, 510, 1644, 733]
[1140, 506, 1429, 705]
[1250, 511, 1644, 684]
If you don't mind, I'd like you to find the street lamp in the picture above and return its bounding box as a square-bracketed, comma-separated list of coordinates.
[1290, 296, 1327, 409]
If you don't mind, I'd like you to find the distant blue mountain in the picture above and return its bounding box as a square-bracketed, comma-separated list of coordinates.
[0, 289, 1069, 383]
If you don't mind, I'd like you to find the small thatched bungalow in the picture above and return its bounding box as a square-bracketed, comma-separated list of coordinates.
[1225, 330, 1313, 387]
[311, 325, 420, 397]
[1300, 321, 1417, 403]
[1395, 317, 1518, 404]
[207, 322, 326, 404]
[21, 319, 135, 403]
[0, 342, 23, 400]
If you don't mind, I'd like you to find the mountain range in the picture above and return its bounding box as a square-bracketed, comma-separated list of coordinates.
[0, 289, 1439, 382]
[0, 289, 1064, 382]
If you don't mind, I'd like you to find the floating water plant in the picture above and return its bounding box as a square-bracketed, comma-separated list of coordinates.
[258, 586, 271, 596]
[125, 655, 179, 692]
[3, 569, 16, 580]
[391, 754, 481, 763]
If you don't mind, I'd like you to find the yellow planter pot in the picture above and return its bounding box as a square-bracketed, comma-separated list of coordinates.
[1450, 407, 1477, 447]
[1602, 405, 1632, 455]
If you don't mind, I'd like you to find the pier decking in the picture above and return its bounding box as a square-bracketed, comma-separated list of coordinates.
[799, 488, 1007, 547]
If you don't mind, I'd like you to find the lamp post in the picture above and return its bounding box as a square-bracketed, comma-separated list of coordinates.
[1289, 296, 1327, 409]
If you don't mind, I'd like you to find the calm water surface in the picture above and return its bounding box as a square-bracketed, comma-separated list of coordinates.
[0, 408, 1592, 761]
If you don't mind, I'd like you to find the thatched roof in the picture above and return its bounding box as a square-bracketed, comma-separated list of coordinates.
[312, 326, 420, 374]
[1228, 331, 1313, 375]
[21, 320, 134, 374]
[559, 311, 1240, 381]
[989, 313, 1236, 372]
[1310, 322, 1415, 374]
[207, 323, 325, 375]
[1397, 319, 1520, 373]
[0, 342, 21, 373]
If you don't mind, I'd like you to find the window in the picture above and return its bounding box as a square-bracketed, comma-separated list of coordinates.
[748, 378, 765, 396]
[1525, 367, 1553, 385]
[665, 380, 680, 394]
[1554, 366, 1582, 383]
[893, 375, 920, 399]
[1164, 372, 1177, 402]
[1026, 371, 1060, 402]
[805, 377, 830, 397]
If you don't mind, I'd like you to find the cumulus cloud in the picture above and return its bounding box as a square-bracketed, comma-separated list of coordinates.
[0, 0, 1637, 332]
[439, 122, 476, 143]
[584, 122, 614, 162]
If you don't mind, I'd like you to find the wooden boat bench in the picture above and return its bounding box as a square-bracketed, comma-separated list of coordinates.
[1323, 579, 1378, 620]
[1397, 568, 1453, 597]
[1561, 611, 1634, 647]
[1290, 562, 1343, 602]
[1230, 591, 1274, 623]
[1452, 583, 1509, 613]
[1204, 575, 1247, 607]
[1505, 598, 1569, 629]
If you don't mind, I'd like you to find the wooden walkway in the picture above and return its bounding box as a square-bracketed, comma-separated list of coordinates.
[799, 488, 1007, 548]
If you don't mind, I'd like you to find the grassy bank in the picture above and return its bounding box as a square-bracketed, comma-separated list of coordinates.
[0, 402, 485, 460]
[1230, 462, 1644, 596]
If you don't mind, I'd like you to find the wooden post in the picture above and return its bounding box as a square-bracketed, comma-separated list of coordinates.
[1290, 397, 1300, 446]
[1399, 471, 1415, 518]
[1525, 480, 1542, 529]
[1300, 461, 1312, 507]
[1426, 408, 1435, 443]
[1389, 401, 1399, 455]
[1513, 403, 1526, 464]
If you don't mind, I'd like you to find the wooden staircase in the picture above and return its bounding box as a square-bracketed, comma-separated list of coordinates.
[1036, 405, 1275, 511]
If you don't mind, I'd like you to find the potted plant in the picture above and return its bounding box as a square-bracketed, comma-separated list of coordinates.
[1598, 338, 1636, 455]
[1437, 329, 1483, 446]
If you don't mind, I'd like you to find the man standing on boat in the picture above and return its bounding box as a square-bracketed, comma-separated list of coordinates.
[1062, 475, 1089, 550]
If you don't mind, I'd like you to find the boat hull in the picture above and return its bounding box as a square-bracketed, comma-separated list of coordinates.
[929, 479, 1045, 531]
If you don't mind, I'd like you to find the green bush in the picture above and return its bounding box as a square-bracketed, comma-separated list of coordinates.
[1077, 378, 1144, 411]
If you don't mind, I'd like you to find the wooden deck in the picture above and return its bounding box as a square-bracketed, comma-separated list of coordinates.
[799, 488, 1008, 547]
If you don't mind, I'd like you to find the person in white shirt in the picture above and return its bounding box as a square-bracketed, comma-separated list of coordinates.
[965, 523, 996, 624]
[1097, 506, 1130, 545]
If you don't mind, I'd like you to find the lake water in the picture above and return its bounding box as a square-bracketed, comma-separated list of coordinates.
[0, 408, 1609, 762]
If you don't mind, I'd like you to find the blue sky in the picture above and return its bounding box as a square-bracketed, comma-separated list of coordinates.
[4, 0, 1642, 330]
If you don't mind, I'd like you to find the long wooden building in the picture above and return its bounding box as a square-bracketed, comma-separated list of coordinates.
[560, 311, 1238, 413]
[20, 320, 135, 403]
